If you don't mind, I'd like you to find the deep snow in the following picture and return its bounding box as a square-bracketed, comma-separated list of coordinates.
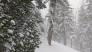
[35, 37, 80, 52]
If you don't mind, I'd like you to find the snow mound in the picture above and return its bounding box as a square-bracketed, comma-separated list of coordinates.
[36, 39, 80, 52]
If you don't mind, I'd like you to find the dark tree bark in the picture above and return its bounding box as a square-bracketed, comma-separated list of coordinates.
[47, 18, 53, 45]
[47, 0, 56, 45]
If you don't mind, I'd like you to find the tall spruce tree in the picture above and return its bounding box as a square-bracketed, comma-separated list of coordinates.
[0, 0, 46, 52]
[48, 0, 70, 45]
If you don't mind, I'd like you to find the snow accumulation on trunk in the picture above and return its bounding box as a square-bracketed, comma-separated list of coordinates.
[35, 38, 80, 52]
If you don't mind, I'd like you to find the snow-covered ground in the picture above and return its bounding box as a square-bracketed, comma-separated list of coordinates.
[35, 37, 80, 52]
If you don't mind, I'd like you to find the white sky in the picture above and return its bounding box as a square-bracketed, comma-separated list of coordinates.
[68, 0, 83, 25]
[68, 0, 83, 9]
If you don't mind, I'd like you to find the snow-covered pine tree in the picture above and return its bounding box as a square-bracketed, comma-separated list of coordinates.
[48, 0, 70, 45]
[0, 0, 46, 52]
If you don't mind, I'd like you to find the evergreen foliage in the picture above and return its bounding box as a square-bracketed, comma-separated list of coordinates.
[0, 0, 46, 52]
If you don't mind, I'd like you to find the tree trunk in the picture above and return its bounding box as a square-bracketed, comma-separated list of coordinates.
[47, 19, 53, 45]
[63, 21, 67, 45]
[47, 0, 56, 45]
[63, 15, 67, 45]
[71, 38, 73, 48]
[90, 48, 92, 52]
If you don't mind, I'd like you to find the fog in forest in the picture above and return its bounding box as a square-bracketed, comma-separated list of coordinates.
[0, 0, 92, 52]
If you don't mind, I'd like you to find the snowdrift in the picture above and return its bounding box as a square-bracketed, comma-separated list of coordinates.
[36, 40, 80, 52]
